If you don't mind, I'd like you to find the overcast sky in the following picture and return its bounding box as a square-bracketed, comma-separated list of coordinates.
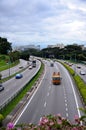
[0, 0, 86, 48]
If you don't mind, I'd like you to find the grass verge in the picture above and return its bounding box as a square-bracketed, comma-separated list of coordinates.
[0, 60, 19, 71]
[0, 61, 44, 118]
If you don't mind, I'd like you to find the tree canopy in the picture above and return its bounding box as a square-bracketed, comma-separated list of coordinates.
[0, 37, 12, 54]
[29, 44, 86, 61]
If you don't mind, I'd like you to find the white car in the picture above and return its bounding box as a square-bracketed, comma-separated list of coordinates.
[29, 65, 32, 69]
[80, 70, 86, 75]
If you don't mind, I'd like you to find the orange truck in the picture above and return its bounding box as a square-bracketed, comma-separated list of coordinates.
[52, 72, 61, 85]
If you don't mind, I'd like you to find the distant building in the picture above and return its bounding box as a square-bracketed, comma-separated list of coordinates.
[13, 44, 40, 51]
[73, 43, 86, 50]
[47, 43, 64, 49]
[79, 45, 86, 50]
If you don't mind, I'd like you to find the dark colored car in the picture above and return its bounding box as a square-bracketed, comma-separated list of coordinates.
[77, 66, 81, 69]
[19, 66, 23, 69]
[15, 74, 23, 79]
[0, 83, 4, 91]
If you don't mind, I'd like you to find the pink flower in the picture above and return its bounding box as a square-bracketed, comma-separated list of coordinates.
[74, 115, 80, 124]
[75, 115, 79, 120]
[57, 114, 62, 120]
[17, 128, 21, 130]
[57, 114, 61, 117]
[7, 122, 14, 129]
[39, 117, 49, 125]
[58, 120, 62, 125]
[72, 127, 78, 130]
[49, 121, 54, 126]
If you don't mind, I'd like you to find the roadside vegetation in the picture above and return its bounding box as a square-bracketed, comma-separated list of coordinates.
[0, 55, 19, 71]
[0, 36, 86, 128]
[60, 61, 86, 105]
[2, 112, 86, 130]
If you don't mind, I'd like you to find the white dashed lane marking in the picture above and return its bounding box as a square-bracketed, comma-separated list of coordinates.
[66, 113, 69, 117]
[63, 85, 69, 118]
[44, 102, 47, 107]
[47, 92, 49, 96]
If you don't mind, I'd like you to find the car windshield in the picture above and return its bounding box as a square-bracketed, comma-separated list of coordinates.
[53, 77, 60, 80]
[0, 84, 2, 87]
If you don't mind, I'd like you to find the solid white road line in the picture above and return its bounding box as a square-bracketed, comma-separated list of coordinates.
[14, 62, 47, 125]
[66, 71, 81, 118]
[44, 102, 47, 107]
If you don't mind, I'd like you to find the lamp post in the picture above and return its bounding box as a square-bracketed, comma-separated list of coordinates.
[74, 53, 76, 76]
[7, 50, 11, 77]
[8, 60, 10, 77]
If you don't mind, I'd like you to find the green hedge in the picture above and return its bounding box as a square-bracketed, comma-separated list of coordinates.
[74, 75, 86, 103]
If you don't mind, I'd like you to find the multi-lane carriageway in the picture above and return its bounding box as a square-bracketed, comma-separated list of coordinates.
[12, 60, 84, 125]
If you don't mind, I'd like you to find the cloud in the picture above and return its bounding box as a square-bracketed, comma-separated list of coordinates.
[0, 0, 86, 48]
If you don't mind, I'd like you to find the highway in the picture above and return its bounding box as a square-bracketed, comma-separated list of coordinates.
[1, 59, 28, 79]
[14, 60, 83, 125]
[72, 63, 86, 83]
[0, 60, 41, 108]
[60, 60, 86, 83]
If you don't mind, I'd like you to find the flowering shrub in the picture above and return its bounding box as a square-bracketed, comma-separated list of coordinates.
[0, 108, 86, 130]
[0, 114, 4, 127]
[0, 113, 86, 130]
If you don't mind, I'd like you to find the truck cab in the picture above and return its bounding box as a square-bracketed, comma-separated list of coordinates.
[32, 60, 36, 67]
[52, 72, 61, 85]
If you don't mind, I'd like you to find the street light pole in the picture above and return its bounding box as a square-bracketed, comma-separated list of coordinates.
[9, 60, 10, 77]
[7, 50, 11, 77]
[74, 53, 76, 75]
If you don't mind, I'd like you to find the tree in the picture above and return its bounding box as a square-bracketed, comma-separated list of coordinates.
[8, 51, 20, 63]
[20, 50, 30, 60]
[78, 54, 86, 61]
[0, 37, 12, 54]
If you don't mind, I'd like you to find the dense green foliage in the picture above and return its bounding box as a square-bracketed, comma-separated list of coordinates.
[0, 37, 12, 54]
[74, 75, 86, 103]
[0, 55, 19, 71]
[0, 36, 30, 62]
[28, 44, 86, 62]
[20, 50, 30, 60]
[0, 36, 86, 61]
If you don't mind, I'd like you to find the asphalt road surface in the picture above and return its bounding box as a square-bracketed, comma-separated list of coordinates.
[0, 60, 41, 108]
[72, 63, 86, 83]
[14, 60, 83, 125]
